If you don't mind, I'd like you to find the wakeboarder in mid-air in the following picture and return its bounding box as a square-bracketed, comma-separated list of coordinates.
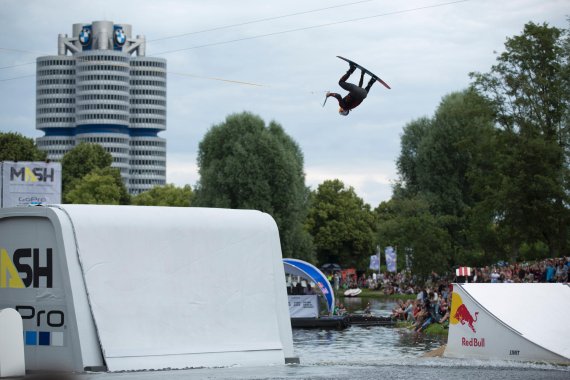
[324, 56, 391, 116]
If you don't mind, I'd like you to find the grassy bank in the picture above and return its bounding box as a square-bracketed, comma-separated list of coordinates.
[395, 321, 449, 337]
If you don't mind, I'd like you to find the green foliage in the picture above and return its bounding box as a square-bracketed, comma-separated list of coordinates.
[518, 241, 550, 261]
[397, 90, 496, 209]
[471, 21, 570, 259]
[305, 179, 376, 268]
[194, 112, 314, 261]
[395, 117, 431, 197]
[65, 167, 129, 205]
[390, 21, 570, 274]
[375, 196, 451, 279]
[395, 90, 496, 267]
[471, 22, 569, 137]
[0, 132, 46, 161]
[61, 143, 113, 196]
[132, 184, 193, 206]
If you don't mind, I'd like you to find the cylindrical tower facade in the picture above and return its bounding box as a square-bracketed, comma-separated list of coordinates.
[129, 56, 167, 194]
[35, 21, 166, 194]
[36, 55, 76, 161]
[75, 50, 131, 179]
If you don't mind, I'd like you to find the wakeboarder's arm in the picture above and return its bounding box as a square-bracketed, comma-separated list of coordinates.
[326, 92, 343, 103]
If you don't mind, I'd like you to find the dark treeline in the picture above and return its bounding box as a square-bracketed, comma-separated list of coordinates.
[378, 22, 570, 277]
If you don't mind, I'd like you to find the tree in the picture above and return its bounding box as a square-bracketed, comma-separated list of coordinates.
[132, 184, 193, 206]
[194, 112, 314, 261]
[395, 90, 496, 266]
[395, 117, 431, 198]
[61, 143, 113, 196]
[0, 132, 46, 161]
[397, 90, 495, 213]
[305, 179, 376, 268]
[375, 196, 451, 279]
[471, 22, 570, 258]
[65, 167, 129, 205]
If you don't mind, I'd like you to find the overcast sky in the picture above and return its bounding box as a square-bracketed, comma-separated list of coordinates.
[0, 0, 568, 206]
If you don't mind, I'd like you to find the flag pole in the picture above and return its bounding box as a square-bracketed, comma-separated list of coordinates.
[376, 245, 381, 277]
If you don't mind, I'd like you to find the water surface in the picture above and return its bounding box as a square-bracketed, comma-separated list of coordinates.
[83, 299, 568, 380]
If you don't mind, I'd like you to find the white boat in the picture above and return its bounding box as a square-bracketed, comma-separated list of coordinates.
[343, 288, 362, 297]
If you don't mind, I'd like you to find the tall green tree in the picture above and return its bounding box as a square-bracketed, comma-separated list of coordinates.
[132, 184, 193, 206]
[61, 142, 113, 196]
[375, 196, 451, 279]
[305, 179, 376, 268]
[395, 117, 431, 198]
[471, 22, 570, 258]
[194, 112, 314, 261]
[395, 90, 496, 266]
[0, 132, 46, 161]
[65, 167, 129, 205]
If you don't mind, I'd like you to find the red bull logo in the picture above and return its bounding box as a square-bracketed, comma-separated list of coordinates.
[317, 281, 329, 295]
[450, 291, 479, 333]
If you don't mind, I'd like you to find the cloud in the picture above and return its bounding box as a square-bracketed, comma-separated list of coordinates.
[166, 153, 199, 187]
[305, 161, 396, 207]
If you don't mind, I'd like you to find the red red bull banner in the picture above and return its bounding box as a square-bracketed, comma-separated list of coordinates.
[455, 266, 471, 277]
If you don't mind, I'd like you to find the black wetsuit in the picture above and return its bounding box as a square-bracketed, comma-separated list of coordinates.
[327, 68, 376, 111]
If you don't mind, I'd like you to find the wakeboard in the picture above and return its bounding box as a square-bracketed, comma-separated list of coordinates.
[337, 56, 391, 90]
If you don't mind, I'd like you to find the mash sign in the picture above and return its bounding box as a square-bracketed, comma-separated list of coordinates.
[1, 161, 61, 208]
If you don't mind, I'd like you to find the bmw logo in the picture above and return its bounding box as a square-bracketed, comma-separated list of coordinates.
[114, 28, 126, 46]
[79, 28, 91, 46]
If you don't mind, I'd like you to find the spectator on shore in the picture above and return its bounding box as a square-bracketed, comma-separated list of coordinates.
[556, 262, 567, 282]
[293, 281, 304, 295]
[437, 298, 450, 326]
[490, 269, 500, 283]
[546, 261, 556, 282]
[408, 300, 420, 322]
[337, 257, 568, 303]
[392, 299, 412, 320]
[333, 272, 340, 291]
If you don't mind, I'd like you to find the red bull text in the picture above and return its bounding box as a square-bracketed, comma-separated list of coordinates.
[462, 337, 485, 347]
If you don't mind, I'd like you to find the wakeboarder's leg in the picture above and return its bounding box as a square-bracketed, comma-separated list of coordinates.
[339, 63, 357, 84]
[365, 77, 376, 93]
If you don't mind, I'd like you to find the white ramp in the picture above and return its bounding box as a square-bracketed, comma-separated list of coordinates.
[0, 205, 295, 372]
[445, 283, 570, 364]
[0, 309, 25, 377]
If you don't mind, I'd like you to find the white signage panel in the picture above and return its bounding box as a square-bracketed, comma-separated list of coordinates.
[288, 295, 319, 318]
[1, 161, 61, 208]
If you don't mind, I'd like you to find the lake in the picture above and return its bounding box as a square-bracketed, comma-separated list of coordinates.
[80, 298, 568, 380]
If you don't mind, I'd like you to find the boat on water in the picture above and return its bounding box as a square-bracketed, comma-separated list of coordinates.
[343, 288, 362, 297]
[290, 315, 349, 329]
[290, 313, 395, 329]
[345, 313, 395, 326]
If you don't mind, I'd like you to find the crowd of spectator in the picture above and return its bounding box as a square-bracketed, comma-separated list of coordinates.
[467, 257, 569, 283]
[359, 257, 568, 332]
[390, 285, 451, 332]
[327, 256, 570, 296]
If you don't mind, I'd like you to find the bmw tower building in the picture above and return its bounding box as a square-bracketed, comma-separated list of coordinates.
[36, 21, 166, 195]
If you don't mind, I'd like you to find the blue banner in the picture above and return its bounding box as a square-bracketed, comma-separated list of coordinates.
[369, 254, 380, 270]
[385, 246, 397, 273]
